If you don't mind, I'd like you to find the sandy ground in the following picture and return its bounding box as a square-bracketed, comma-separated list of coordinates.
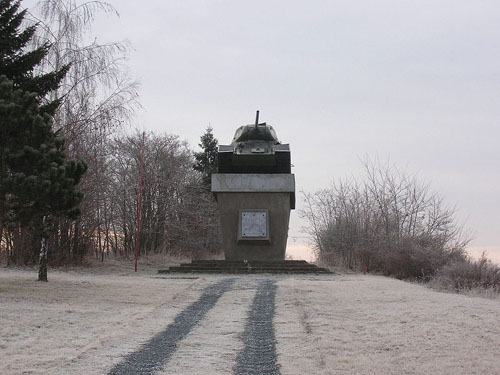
[1, 265, 499, 375]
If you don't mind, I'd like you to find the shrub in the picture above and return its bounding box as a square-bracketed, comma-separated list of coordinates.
[433, 254, 500, 292]
[301, 159, 470, 279]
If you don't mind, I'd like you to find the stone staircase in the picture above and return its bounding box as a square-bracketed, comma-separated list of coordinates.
[158, 259, 332, 275]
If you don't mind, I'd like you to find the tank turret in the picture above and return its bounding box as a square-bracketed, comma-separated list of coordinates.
[218, 111, 291, 174]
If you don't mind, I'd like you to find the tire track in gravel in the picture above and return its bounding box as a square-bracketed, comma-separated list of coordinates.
[235, 279, 281, 375]
[108, 278, 235, 375]
[157, 279, 256, 375]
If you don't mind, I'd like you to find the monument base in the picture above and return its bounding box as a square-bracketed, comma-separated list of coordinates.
[212, 174, 295, 261]
[217, 192, 290, 260]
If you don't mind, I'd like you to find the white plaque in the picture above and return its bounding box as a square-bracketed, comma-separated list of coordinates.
[241, 211, 267, 238]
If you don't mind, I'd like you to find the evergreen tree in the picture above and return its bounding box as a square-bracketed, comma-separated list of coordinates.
[0, 76, 86, 280]
[193, 126, 218, 188]
[0, 0, 84, 281]
[0, 0, 69, 115]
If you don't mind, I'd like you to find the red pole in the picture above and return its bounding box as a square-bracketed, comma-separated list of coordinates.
[134, 132, 146, 272]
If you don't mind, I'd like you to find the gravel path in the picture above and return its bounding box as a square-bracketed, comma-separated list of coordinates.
[108, 278, 235, 375]
[235, 279, 280, 375]
[109, 277, 281, 375]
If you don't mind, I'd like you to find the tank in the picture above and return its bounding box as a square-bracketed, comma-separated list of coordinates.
[218, 111, 291, 174]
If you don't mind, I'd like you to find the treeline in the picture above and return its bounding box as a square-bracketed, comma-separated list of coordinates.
[2, 130, 221, 265]
[301, 159, 470, 279]
[0, 0, 221, 274]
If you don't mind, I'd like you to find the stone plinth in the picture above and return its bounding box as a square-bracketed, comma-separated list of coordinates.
[212, 174, 295, 261]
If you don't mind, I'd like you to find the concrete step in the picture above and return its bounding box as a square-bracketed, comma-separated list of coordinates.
[178, 263, 319, 269]
[190, 259, 310, 264]
[166, 267, 331, 273]
[158, 260, 332, 274]
[170, 260, 320, 267]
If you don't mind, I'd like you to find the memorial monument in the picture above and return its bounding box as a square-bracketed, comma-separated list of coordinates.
[211, 111, 295, 261]
[159, 112, 331, 273]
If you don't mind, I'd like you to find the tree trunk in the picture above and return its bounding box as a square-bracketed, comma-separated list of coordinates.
[38, 216, 50, 282]
[0, 203, 4, 254]
[73, 219, 80, 262]
[38, 235, 49, 282]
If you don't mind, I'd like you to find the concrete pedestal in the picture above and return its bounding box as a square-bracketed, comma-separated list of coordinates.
[212, 174, 295, 261]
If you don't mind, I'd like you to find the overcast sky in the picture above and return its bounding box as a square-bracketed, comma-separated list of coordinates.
[27, 0, 500, 262]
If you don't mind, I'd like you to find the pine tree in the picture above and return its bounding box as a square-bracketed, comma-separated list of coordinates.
[193, 126, 218, 188]
[0, 76, 86, 280]
[0, 0, 84, 281]
[0, 0, 69, 115]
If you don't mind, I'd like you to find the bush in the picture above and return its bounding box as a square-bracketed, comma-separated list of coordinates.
[301, 159, 470, 279]
[433, 254, 500, 292]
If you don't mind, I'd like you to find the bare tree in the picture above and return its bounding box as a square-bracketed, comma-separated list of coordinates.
[28, 0, 139, 141]
[23, 0, 140, 263]
[108, 131, 222, 259]
[301, 159, 469, 278]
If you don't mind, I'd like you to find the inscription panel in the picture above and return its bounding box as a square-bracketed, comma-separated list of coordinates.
[241, 211, 268, 238]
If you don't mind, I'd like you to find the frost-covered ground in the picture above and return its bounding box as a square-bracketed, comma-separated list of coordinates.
[1, 265, 499, 375]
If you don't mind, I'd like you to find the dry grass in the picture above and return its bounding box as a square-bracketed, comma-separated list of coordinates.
[82, 253, 192, 274]
[0, 253, 193, 277]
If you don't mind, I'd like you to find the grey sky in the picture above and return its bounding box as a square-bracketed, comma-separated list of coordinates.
[26, 0, 500, 261]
